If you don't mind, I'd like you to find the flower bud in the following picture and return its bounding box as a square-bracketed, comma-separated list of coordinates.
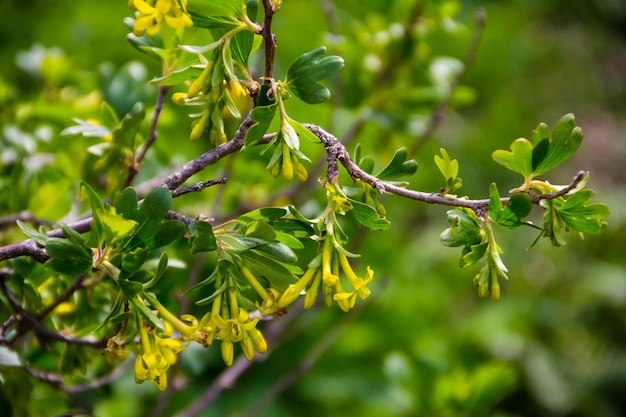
[490, 278, 500, 301]
[190, 110, 209, 140]
[248, 328, 267, 354]
[221, 340, 234, 366]
[295, 159, 308, 182]
[281, 142, 294, 181]
[240, 334, 255, 360]
[187, 61, 215, 98]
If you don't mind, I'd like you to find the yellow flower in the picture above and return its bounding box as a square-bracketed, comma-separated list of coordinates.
[132, 0, 193, 37]
[134, 351, 169, 391]
[333, 255, 374, 309]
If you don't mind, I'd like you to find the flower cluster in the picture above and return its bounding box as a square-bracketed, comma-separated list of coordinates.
[173, 76, 249, 145]
[129, 0, 193, 37]
[133, 311, 184, 391]
[277, 183, 375, 311]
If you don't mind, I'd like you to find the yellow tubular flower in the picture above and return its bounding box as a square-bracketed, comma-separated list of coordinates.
[134, 322, 171, 391]
[281, 141, 294, 180]
[278, 267, 317, 308]
[132, 0, 192, 37]
[333, 253, 374, 308]
[247, 327, 267, 353]
[303, 268, 322, 309]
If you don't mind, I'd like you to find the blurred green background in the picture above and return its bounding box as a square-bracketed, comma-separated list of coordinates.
[1, 1, 625, 416]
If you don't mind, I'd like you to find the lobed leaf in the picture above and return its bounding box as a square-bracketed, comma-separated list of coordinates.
[377, 147, 418, 180]
[285, 46, 344, 104]
[532, 113, 583, 176]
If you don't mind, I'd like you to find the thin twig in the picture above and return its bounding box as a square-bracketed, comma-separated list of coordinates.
[0, 278, 108, 349]
[124, 85, 171, 188]
[171, 178, 227, 197]
[260, 0, 277, 81]
[304, 123, 587, 210]
[162, 116, 254, 190]
[0, 211, 53, 228]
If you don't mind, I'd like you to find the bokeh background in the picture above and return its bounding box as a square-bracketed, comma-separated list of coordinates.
[1, 1, 625, 416]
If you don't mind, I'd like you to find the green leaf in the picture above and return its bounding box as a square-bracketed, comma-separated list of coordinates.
[188, 221, 217, 253]
[152, 220, 186, 249]
[188, 0, 245, 19]
[288, 118, 320, 143]
[245, 103, 278, 146]
[91, 293, 125, 334]
[243, 220, 276, 241]
[252, 241, 298, 263]
[440, 209, 483, 248]
[376, 147, 418, 180]
[488, 184, 532, 229]
[119, 247, 149, 280]
[112, 102, 145, 149]
[129, 296, 166, 332]
[230, 28, 255, 65]
[492, 138, 534, 179]
[100, 207, 139, 245]
[272, 218, 314, 239]
[434, 148, 459, 181]
[188, 12, 240, 30]
[285, 46, 345, 104]
[559, 190, 609, 234]
[348, 198, 391, 231]
[507, 193, 532, 220]
[116, 187, 139, 220]
[533, 113, 583, 176]
[531, 138, 550, 171]
[135, 187, 173, 245]
[460, 242, 488, 268]
[100, 101, 120, 128]
[150, 65, 203, 86]
[80, 181, 105, 246]
[16, 220, 48, 246]
[45, 235, 92, 275]
[239, 207, 288, 222]
[143, 252, 169, 290]
[238, 251, 297, 291]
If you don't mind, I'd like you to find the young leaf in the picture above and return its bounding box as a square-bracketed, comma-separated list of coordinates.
[532, 113, 583, 176]
[135, 187, 173, 245]
[285, 46, 344, 104]
[488, 184, 531, 229]
[440, 209, 483, 248]
[142, 252, 169, 290]
[289, 118, 321, 144]
[129, 296, 166, 332]
[245, 103, 278, 146]
[112, 102, 145, 149]
[434, 148, 459, 182]
[348, 198, 391, 231]
[559, 190, 609, 234]
[45, 235, 92, 275]
[376, 147, 418, 180]
[16, 220, 48, 246]
[492, 138, 534, 179]
[188, 221, 217, 253]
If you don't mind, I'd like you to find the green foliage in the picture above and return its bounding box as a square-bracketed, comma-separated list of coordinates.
[0, 1, 621, 417]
